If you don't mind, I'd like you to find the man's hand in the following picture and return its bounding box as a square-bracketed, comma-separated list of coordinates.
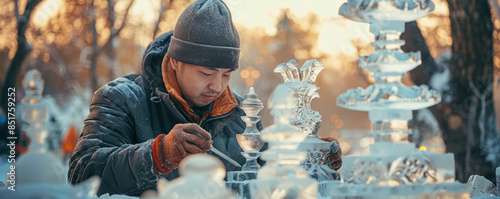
[152, 123, 212, 174]
[320, 137, 342, 171]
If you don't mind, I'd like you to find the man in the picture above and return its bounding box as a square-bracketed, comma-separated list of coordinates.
[68, 0, 342, 196]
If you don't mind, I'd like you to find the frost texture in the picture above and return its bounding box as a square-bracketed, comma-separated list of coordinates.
[251, 84, 317, 198]
[275, 59, 340, 182]
[274, 59, 324, 136]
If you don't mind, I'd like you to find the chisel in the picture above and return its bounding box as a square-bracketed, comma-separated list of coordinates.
[185, 130, 242, 167]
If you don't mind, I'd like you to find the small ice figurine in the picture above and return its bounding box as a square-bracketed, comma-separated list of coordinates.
[22, 69, 49, 150]
[236, 87, 265, 171]
[158, 154, 235, 199]
[12, 69, 67, 185]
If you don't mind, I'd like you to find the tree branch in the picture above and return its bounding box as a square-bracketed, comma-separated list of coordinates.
[103, 0, 134, 51]
[153, 0, 170, 39]
[469, 79, 494, 145]
[112, 0, 134, 38]
[1, 0, 41, 113]
[25, 0, 42, 14]
[90, 5, 100, 91]
[117, 0, 134, 34]
[469, 76, 482, 98]
[49, 46, 82, 95]
[489, 0, 500, 20]
[14, 0, 19, 20]
[107, 0, 117, 36]
[401, 21, 439, 86]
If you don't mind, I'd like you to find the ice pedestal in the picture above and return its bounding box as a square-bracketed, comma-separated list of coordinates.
[466, 175, 497, 197]
[299, 135, 341, 182]
[226, 87, 265, 198]
[497, 167, 500, 196]
[158, 154, 234, 199]
[275, 59, 340, 182]
[226, 171, 257, 199]
[343, 144, 455, 185]
[250, 84, 317, 198]
[319, 182, 469, 198]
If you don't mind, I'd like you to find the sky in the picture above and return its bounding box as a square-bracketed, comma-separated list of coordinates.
[29, 0, 373, 56]
[30, 0, 448, 57]
[225, 0, 372, 55]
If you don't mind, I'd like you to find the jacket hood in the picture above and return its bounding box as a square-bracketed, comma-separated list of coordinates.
[141, 31, 174, 89]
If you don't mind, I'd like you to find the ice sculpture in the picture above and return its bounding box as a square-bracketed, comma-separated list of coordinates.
[274, 59, 323, 136]
[275, 59, 340, 181]
[10, 69, 67, 185]
[324, 0, 469, 197]
[226, 87, 265, 198]
[250, 84, 317, 198]
[237, 87, 265, 172]
[157, 154, 235, 199]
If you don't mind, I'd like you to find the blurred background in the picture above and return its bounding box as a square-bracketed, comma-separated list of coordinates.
[1, 0, 499, 183]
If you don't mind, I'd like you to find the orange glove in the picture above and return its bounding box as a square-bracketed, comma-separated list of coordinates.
[152, 123, 212, 174]
[320, 137, 343, 171]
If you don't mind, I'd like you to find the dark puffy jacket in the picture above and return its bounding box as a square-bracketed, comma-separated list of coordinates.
[68, 31, 250, 196]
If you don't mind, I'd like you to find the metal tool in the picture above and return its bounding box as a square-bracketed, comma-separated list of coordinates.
[209, 147, 242, 168]
[185, 130, 242, 167]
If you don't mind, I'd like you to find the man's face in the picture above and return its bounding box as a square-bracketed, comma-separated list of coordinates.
[172, 60, 233, 108]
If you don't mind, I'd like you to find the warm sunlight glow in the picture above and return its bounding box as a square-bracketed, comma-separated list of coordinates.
[225, 0, 372, 56]
[32, 0, 62, 28]
[251, 70, 260, 79]
[240, 69, 250, 79]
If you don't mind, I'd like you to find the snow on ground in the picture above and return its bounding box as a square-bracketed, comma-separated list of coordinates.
[0, 155, 10, 184]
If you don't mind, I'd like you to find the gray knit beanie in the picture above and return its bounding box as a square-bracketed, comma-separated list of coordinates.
[167, 0, 240, 69]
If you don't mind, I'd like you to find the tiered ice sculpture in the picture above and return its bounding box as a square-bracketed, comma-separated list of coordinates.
[226, 87, 265, 198]
[326, 0, 468, 197]
[250, 84, 317, 198]
[157, 154, 235, 199]
[275, 59, 340, 181]
[11, 69, 67, 185]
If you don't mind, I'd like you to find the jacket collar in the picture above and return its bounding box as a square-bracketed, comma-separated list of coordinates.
[161, 54, 238, 123]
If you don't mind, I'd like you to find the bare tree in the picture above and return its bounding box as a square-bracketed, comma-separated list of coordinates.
[402, 0, 499, 182]
[1, 0, 42, 113]
[152, 0, 172, 39]
[89, 0, 134, 92]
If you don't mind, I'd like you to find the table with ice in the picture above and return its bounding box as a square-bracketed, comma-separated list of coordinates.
[275, 59, 340, 182]
[250, 84, 317, 198]
[226, 87, 265, 198]
[156, 154, 234, 199]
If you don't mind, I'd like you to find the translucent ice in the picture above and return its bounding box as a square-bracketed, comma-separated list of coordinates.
[158, 154, 234, 199]
[251, 84, 317, 198]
